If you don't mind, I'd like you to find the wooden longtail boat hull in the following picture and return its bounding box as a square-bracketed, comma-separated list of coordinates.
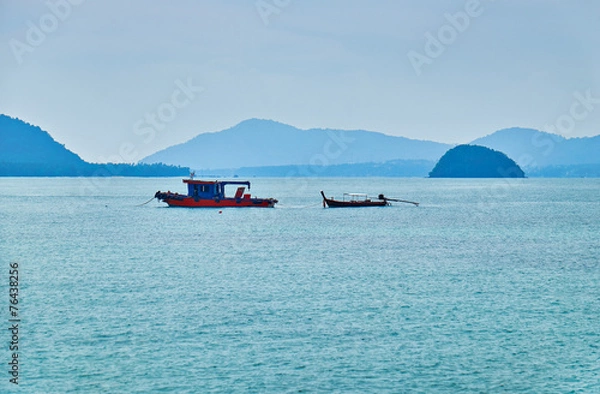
[320, 191, 388, 208]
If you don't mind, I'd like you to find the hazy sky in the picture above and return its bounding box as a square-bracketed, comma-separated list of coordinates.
[1, 0, 599, 163]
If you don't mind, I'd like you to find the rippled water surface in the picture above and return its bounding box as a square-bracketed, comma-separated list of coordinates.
[1, 177, 599, 393]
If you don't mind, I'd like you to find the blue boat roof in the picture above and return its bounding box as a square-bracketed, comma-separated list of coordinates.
[183, 179, 251, 188]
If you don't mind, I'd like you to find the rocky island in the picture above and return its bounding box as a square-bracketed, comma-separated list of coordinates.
[429, 144, 525, 178]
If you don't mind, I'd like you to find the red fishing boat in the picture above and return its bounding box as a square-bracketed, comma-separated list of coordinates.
[155, 179, 277, 208]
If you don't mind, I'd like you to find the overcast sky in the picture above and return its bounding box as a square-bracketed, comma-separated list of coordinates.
[1, 0, 599, 163]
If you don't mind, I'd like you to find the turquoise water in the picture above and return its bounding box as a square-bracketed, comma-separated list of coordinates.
[0, 177, 599, 393]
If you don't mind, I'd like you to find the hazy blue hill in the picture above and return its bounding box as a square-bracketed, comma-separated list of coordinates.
[140, 118, 452, 169]
[471, 127, 600, 168]
[0, 115, 87, 167]
[429, 145, 525, 178]
[202, 159, 435, 178]
[526, 164, 600, 178]
[0, 115, 188, 176]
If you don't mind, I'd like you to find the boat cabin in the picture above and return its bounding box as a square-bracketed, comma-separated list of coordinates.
[343, 193, 370, 202]
[183, 179, 251, 200]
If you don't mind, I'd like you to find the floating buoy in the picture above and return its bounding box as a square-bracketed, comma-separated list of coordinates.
[218, 210, 222, 214]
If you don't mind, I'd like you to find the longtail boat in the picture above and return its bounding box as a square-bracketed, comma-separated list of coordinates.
[320, 191, 419, 208]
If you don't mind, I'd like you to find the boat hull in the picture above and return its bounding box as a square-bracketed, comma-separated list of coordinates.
[155, 192, 277, 208]
[323, 199, 387, 207]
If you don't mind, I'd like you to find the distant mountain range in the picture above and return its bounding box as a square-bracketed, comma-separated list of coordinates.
[471, 127, 600, 168]
[141, 119, 600, 177]
[200, 159, 436, 178]
[0, 115, 189, 176]
[2, 114, 599, 177]
[140, 119, 451, 169]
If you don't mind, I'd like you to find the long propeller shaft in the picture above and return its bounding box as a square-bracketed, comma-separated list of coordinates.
[383, 197, 419, 206]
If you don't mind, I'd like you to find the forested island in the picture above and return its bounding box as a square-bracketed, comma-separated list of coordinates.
[429, 145, 525, 178]
[0, 115, 189, 177]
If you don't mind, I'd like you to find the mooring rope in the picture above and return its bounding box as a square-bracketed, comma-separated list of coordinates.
[298, 202, 323, 209]
[135, 196, 156, 206]
[275, 202, 323, 209]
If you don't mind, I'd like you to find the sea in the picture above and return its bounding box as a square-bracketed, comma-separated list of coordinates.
[0, 177, 598, 393]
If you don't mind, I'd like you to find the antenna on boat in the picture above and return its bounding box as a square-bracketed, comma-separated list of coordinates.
[189, 171, 195, 179]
